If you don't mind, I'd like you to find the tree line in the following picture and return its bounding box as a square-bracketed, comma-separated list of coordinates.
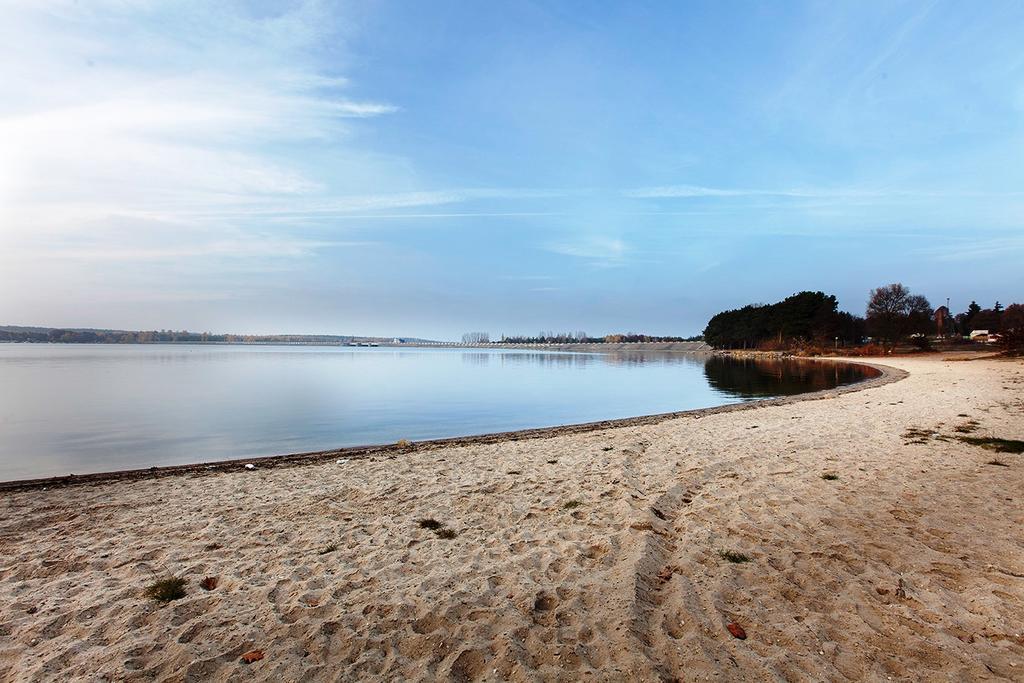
[703, 291, 865, 350]
[497, 332, 693, 344]
[703, 284, 1023, 353]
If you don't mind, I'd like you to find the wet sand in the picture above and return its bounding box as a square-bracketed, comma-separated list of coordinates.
[0, 355, 1021, 681]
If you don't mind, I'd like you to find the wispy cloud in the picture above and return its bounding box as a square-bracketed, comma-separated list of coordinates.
[914, 236, 1024, 262]
[622, 184, 910, 200]
[500, 275, 555, 281]
[543, 236, 628, 267]
[0, 3, 396, 261]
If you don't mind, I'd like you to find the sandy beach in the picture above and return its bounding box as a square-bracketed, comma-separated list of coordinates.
[1, 354, 1022, 682]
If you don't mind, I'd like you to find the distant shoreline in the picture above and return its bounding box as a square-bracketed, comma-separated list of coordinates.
[0, 339, 710, 350]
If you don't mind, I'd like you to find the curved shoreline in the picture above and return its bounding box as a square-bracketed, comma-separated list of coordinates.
[0, 358, 905, 493]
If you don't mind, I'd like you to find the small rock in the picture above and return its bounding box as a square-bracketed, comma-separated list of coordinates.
[726, 622, 747, 640]
[241, 650, 264, 664]
[244, 464, 256, 470]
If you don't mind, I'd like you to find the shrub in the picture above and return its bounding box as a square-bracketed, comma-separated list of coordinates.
[909, 335, 933, 352]
[718, 550, 751, 563]
[144, 576, 187, 603]
[997, 327, 1024, 356]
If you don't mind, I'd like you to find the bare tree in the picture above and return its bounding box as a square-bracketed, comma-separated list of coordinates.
[866, 283, 933, 350]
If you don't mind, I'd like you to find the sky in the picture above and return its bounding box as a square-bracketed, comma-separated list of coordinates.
[1, 1, 1022, 340]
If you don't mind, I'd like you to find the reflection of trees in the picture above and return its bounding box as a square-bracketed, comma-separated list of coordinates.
[599, 352, 708, 368]
[497, 352, 598, 368]
[703, 357, 878, 398]
[493, 350, 712, 369]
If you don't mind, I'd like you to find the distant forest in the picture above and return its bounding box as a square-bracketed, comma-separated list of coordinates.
[0, 326, 420, 345]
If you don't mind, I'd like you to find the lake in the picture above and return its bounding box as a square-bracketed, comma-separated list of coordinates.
[0, 344, 877, 481]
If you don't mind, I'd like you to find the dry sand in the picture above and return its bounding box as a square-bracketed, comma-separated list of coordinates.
[0, 355, 1022, 682]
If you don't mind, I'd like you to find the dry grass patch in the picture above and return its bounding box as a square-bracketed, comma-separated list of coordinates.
[960, 436, 1024, 453]
[953, 420, 981, 433]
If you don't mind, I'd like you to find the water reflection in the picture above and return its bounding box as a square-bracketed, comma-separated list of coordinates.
[600, 351, 708, 368]
[496, 352, 599, 367]
[703, 357, 878, 399]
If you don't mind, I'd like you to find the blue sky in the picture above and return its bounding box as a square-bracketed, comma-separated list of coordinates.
[1, 1, 1022, 339]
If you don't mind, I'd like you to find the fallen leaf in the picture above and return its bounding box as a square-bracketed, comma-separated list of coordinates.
[726, 622, 747, 640]
[241, 650, 264, 663]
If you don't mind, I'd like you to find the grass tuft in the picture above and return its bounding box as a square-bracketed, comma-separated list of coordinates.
[395, 439, 411, 448]
[417, 517, 457, 539]
[718, 550, 751, 564]
[953, 420, 980, 434]
[902, 427, 933, 444]
[144, 576, 187, 603]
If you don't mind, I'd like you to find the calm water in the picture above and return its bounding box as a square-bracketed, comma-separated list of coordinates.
[0, 344, 876, 481]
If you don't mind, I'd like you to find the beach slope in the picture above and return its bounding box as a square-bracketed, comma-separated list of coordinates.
[0, 356, 1022, 681]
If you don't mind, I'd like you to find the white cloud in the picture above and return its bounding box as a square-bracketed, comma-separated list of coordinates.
[0, 1, 429, 325]
[0, 2, 396, 259]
